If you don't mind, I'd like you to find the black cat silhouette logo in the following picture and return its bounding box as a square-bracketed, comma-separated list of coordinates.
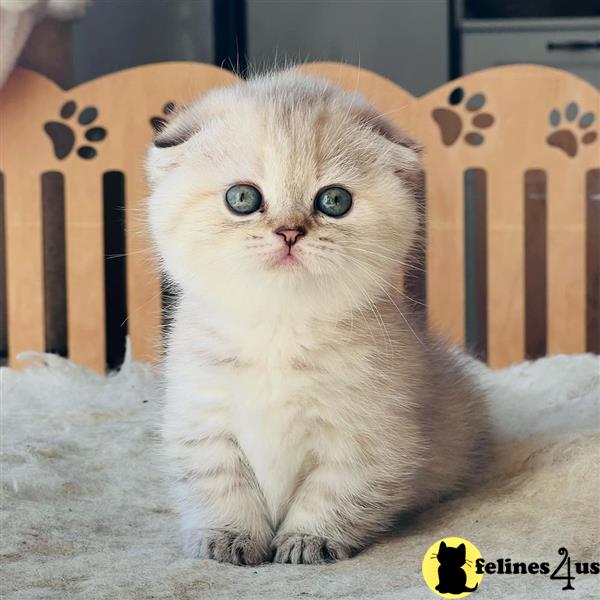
[422, 537, 484, 597]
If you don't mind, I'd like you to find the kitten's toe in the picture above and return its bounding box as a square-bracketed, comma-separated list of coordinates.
[272, 533, 350, 564]
[184, 529, 269, 565]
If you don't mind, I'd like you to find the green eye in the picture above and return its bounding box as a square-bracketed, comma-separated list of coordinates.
[314, 186, 352, 218]
[225, 184, 263, 215]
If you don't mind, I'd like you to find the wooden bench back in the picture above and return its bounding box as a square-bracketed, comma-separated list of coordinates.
[0, 62, 597, 370]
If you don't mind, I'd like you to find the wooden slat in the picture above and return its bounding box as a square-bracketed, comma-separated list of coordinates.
[424, 164, 465, 348]
[547, 169, 586, 354]
[486, 167, 524, 367]
[125, 167, 162, 364]
[4, 173, 45, 364]
[64, 174, 105, 370]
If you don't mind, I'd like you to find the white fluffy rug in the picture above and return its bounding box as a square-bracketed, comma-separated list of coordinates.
[1, 351, 599, 599]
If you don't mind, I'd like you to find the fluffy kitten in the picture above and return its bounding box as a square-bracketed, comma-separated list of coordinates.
[146, 70, 489, 565]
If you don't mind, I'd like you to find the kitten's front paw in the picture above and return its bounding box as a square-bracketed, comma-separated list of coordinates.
[272, 533, 350, 564]
[183, 529, 270, 565]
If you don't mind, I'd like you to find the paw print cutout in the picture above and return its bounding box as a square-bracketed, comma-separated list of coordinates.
[546, 103, 597, 157]
[432, 87, 495, 146]
[44, 101, 107, 160]
[150, 101, 177, 133]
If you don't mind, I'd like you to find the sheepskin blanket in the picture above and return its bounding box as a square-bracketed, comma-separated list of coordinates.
[1, 352, 599, 599]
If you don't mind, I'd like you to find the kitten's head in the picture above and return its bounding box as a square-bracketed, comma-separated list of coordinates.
[147, 71, 422, 316]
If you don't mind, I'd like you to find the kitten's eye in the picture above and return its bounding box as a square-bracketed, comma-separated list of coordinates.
[225, 184, 263, 215]
[314, 186, 352, 218]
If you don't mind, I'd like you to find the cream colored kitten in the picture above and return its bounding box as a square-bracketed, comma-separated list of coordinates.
[146, 71, 489, 565]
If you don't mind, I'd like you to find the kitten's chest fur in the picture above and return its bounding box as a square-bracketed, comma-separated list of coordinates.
[167, 307, 368, 522]
[232, 395, 319, 522]
[207, 359, 341, 523]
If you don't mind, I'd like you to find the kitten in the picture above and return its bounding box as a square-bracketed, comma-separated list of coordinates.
[146, 70, 489, 565]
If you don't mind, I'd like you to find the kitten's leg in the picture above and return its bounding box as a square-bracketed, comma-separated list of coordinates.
[273, 462, 399, 564]
[173, 434, 273, 565]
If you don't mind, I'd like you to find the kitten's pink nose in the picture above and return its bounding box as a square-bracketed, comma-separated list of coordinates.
[274, 225, 306, 247]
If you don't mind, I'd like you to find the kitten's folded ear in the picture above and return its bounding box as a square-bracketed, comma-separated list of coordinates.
[354, 105, 423, 177]
[145, 116, 197, 187]
[153, 119, 196, 149]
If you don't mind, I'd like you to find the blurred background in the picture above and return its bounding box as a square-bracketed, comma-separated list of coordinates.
[3, 0, 599, 94]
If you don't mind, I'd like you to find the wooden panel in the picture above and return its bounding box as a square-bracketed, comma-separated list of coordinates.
[418, 65, 598, 366]
[0, 64, 235, 370]
[0, 63, 598, 370]
[0, 70, 59, 366]
[63, 174, 105, 370]
[4, 174, 45, 363]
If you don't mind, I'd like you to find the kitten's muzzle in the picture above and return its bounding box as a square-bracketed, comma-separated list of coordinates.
[274, 226, 306, 249]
